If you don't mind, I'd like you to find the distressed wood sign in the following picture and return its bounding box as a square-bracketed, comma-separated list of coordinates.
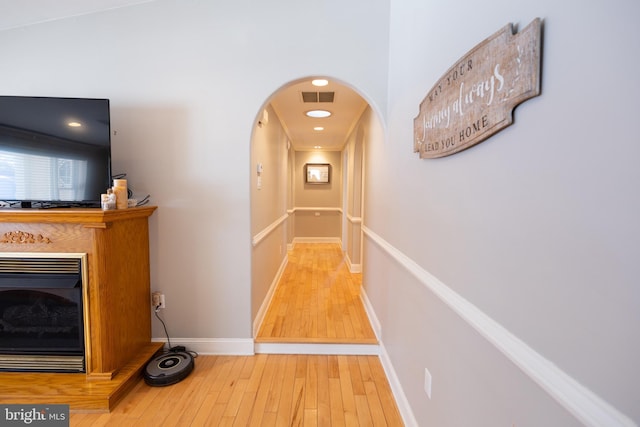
[414, 18, 542, 159]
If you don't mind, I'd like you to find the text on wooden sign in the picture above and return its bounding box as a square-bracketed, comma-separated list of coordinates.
[414, 18, 542, 159]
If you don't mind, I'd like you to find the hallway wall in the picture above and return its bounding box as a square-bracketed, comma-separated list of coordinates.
[250, 104, 289, 326]
[342, 107, 370, 271]
[1, 0, 637, 425]
[0, 0, 391, 347]
[293, 150, 342, 240]
[363, 0, 639, 425]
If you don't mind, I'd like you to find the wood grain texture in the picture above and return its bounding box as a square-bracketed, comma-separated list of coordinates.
[256, 243, 377, 344]
[0, 207, 159, 411]
[413, 18, 542, 158]
[0, 342, 163, 412]
[0, 206, 157, 224]
[69, 354, 405, 426]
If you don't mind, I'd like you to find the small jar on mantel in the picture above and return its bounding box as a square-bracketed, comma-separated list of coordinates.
[113, 179, 128, 209]
[101, 188, 116, 210]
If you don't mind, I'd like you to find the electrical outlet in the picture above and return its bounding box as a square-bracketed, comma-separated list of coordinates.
[424, 368, 432, 399]
[151, 292, 165, 309]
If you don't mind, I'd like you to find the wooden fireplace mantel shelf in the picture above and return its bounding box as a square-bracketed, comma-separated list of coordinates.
[0, 206, 163, 412]
[0, 205, 157, 225]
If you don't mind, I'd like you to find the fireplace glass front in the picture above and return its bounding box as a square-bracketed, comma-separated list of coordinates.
[0, 256, 85, 372]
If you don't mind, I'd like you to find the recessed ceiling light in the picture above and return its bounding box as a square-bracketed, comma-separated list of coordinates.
[305, 109, 331, 118]
[312, 79, 329, 87]
[67, 121, 82, 127]
[314, 127, 324, 131]
[314, 146, 322, 149]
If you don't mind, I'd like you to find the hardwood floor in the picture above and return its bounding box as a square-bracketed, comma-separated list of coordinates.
[0, 342, 163, 412]
[67, 243, 404, 425]
[256, 243, 377, 344]
[70, 354, 403, 426]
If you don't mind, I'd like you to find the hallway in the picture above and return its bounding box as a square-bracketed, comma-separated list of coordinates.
[255, 243, 377, 346]
[69, 244, 404, 426]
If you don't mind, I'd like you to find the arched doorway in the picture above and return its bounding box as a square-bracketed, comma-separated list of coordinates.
[249, 76, 380, 350]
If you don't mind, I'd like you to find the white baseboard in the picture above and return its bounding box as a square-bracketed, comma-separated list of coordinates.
[362, 226, 636, 427]
[292, 237, 341, 244]
[253, 255, 289, 337]
[152, 338, 254, 355]
[254, 342, 379, 355]
[378, 342, 420, 427]
[361, 287, 417, 426]
[345, 253, 362, 273]
[360, 288, 381, 340]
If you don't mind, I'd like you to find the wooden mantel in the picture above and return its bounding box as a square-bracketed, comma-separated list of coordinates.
[0, 205, 157, 225]
[0, 206, 163, 412]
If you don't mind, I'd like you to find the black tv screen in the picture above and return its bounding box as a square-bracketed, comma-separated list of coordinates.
[0, 96, 112, 208]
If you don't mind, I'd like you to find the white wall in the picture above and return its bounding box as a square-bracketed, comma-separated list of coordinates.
[294, 151, 342, 209]
[2, 0, 638, 425]
[0, 0, 390, 346]
[364, 0, 638, 425]
[292, 150, 343, 239]
[250, 104, 288, 327]
[342, 107, 369, 269]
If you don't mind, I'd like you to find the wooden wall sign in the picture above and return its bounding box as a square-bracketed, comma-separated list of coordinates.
[414, 18, 542, 159]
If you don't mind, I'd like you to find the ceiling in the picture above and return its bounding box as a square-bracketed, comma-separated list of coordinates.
[269, 79, 368, 151]
[0, 1, 370, 151]
[0, 0, 154, 31]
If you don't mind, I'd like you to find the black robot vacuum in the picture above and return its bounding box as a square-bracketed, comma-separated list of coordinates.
[143, 351, 195, 386]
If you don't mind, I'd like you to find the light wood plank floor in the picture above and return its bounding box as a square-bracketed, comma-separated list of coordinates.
[70, 354, 403, 426]
[256, 243, 377, 344]
[70, 244, 404, 425]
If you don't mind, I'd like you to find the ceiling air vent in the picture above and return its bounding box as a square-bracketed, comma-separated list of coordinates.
[301, 92, 335, 103]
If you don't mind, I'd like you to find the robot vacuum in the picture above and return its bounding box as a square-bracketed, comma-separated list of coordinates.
[143, 351, 195, 386]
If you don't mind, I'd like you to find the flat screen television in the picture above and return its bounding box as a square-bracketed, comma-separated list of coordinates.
[0, 96, 112, 208]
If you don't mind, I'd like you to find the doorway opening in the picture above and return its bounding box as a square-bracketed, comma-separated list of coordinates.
[250, 76, 382, 353]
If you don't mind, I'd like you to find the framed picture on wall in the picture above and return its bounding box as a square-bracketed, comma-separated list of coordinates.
[305, 163, 330, 184]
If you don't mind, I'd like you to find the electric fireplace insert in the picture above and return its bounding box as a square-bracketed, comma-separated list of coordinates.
[0, 255, 86, 372]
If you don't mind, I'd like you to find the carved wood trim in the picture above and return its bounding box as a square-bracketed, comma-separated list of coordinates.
[0, 230, 52, 244]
